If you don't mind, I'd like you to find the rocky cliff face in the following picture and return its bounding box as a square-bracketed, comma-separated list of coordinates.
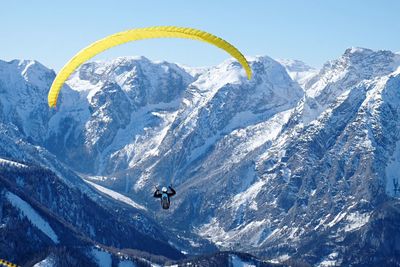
[0, 59, 183, 265]
[1, 48, 400, 266]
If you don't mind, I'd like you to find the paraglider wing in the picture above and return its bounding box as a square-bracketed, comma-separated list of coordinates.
[47, 26, 252, 108]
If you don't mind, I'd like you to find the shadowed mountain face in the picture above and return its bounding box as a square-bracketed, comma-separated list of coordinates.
[1, 48, 400, 266]
[0, 157, 183, 265]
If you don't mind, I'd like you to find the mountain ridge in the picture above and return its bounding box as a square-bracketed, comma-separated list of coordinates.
[0, 48, 400, 266]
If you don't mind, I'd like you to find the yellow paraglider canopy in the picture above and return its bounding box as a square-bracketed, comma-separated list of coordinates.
[47, 26, 252, 108]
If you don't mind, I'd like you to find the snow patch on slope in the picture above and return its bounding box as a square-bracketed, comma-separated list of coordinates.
[229, 179, 264, 211]
[33, 255, 56, 267]
[228, 108, 293, 165]
[198, 218, 268, 248]
[0, 157, 27, 168]
[318, 252, 339, 267]
[109, 101, 180, 170]
[230, 255, 256, 267]
[344, 212, 370, 232]
[6, 191, 59, 243]
[84, 179, 146, 210]
[91, 247, 112, 267]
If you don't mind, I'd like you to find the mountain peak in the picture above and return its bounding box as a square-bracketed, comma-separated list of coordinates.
[343, 46, 374, 55]
[308, 47, 400, 94]
[277, 58, 315, 72]
[2, 59, 51, 74]
[340, 47, 399, 68]
[3, 49, 400, 265]
[0, 59, 55, 88]
[277, 58, 318, 89]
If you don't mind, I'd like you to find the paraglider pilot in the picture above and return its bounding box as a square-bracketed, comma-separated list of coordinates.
[154, 185, 176, 209]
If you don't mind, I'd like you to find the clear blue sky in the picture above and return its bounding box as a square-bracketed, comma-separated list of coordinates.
[1, 0, 399, 71]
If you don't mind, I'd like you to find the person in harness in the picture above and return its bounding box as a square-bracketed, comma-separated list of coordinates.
[153, 185, 176, 209]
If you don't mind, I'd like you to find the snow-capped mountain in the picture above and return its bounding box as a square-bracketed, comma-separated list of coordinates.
[197, 48, 400, 266]
[1, 47, 400, 266]
[0, 59, 184, 265]
[277, 58, 318, 89]
[0, 60, 54, 144]
[45, 56, 194, 174]
[47, 55, 303, 180]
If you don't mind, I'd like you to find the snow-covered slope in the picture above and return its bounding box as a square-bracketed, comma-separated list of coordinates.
[1, 48, 400, 266]
[0, 59, 184, 265]
[0, 158, 183, 265]
[0, 59, 54, 143]
[84, 179, 146, 210]
[208, 48, 400, 265]
[277, 58, 318, 89]
[45, 57, 194, 174]
[5, 191, 59, 243]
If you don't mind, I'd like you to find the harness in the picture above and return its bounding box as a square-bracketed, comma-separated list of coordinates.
[161, 192, 170, 209]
